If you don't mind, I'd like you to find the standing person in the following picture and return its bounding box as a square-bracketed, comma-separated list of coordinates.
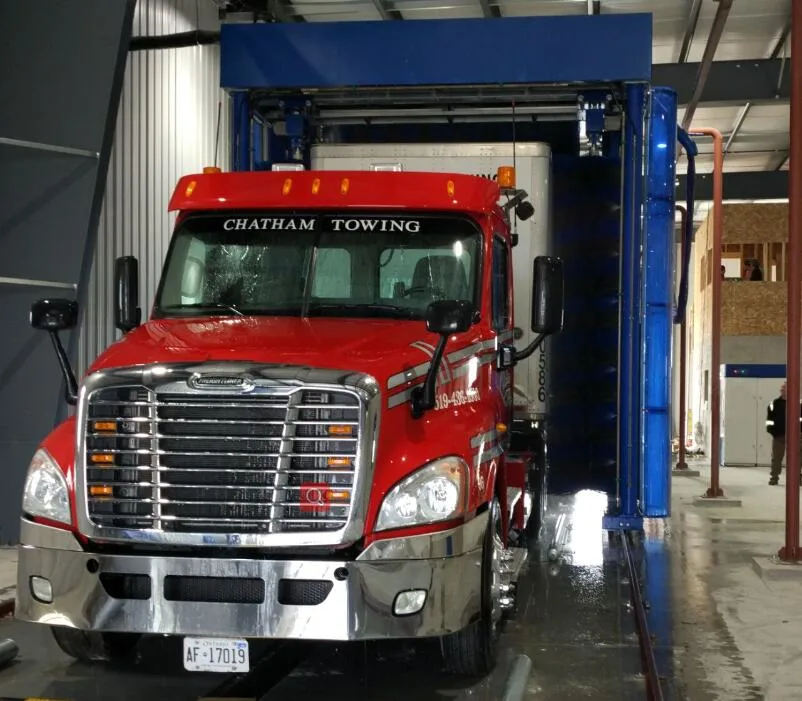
[749, 258, 764, 281]
[766, 382, 802, 485]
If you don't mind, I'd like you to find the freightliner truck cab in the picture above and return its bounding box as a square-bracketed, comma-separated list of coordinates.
[16, 167, 563, 676]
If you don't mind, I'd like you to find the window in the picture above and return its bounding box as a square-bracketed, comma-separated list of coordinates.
[155, 213, 482, 321]
[311, 248, 351, 298]
[491, 237, 510, 331]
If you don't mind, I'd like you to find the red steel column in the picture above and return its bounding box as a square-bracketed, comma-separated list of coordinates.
[691, 128, 724, 498]
[779, 0, 802, 561]
[676, 205, 689, 471]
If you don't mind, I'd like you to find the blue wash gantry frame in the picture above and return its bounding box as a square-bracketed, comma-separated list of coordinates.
[220, 14, 652, 90]
[219, 13, 673, 527]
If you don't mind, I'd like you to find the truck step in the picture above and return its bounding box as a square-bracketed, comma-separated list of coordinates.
[500, 546, 528, 581]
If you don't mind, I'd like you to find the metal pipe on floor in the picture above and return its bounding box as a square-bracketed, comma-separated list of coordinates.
[690, 128, 725, 498]
[779, 0, 802, 562]
[0, 639, 18, 668]
[622, 532, 664, 701]
[675, 204, 689, 471]
[501, 654, 533, 701]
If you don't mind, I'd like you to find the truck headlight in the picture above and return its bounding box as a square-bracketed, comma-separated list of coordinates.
[22, 449, 71, 525]
[376, 456, 468, 532]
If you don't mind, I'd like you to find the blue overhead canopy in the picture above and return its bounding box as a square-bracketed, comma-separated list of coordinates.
[220, 14, 653, 90]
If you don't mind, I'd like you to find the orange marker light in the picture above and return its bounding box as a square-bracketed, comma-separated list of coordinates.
[328, 425, 353, 436]
[447, 180, 456, 197]
[184, 180, 197, 197]
[93, 421, 116, 432]
[90, 454, 115, 465]
[327, 457, 353, 468]
[341, 178, 350, 194]
[282, 178, 293, 195]
[202, 166, 221, 174]
[90, 485, 113, 497]
[311, 177, 321, 194]
[497, 166, 516, 188]
[326, 489, 350, 502]
[496, 423, 508, 435]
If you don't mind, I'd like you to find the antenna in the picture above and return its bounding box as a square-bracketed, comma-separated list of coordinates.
[213, 100, 222, 169]
[512, 99, 517, 176]
[511, 100, 518, 237]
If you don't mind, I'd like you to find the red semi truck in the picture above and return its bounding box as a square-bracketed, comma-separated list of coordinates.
[16, 166, 562, 676]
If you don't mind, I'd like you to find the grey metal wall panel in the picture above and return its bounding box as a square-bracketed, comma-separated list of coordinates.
[79, 0, 230, 375]
[0, 0, 135, 543]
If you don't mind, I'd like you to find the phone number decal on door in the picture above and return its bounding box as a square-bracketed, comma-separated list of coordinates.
[435, 388, 480, 411]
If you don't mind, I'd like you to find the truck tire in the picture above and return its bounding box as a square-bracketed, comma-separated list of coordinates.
[51, 627, 140, 664]
[440, 498, 504, 676]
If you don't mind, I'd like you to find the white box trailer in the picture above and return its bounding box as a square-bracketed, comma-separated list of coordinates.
[311, 142, 553, 422]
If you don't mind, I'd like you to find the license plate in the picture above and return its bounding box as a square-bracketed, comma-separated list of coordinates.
[183, 637, 249, 673]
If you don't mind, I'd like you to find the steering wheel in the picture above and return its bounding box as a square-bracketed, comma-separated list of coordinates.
[401, 285, 446, 298]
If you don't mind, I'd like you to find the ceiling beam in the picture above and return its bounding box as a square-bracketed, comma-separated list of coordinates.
[654, 59, 790, 104]
[681, 0, 733, 129]
[478, 0, 501, 18]
[770, 21, 791, 59]
[676, 170, 788, 200]
[677, 0, 703, 63]
[372, 0, 403, 20]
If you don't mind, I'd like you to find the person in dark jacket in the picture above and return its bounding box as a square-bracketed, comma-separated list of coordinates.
[766, 382, 802, 485]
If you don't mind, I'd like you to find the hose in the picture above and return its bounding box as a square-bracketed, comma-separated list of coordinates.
[674, 127, 698, 324]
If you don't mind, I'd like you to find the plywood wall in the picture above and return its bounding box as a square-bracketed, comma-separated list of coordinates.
[721, 281, 787, 335]
[722, 203, 788, 244]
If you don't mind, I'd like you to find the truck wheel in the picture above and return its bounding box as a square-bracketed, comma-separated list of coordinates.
[51, 627, 140, 664]
[440, 498, 504, 676]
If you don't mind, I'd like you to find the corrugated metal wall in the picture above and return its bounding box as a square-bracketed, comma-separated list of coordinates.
[79, 0, 229, 373]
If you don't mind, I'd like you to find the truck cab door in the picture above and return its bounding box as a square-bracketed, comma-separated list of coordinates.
[491, 235, 514, 431]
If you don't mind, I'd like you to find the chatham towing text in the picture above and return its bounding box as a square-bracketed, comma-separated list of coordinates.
[220, 217, 422, 233]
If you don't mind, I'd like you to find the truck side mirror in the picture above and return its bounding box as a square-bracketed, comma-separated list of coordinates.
[425, 299, 473, 336]
[411, 300, 473, 419]
[114, 256, 142, 333]
[30, 298, 78, 332]
[30, 299, 79, 405]
[532, 256, 564, 334]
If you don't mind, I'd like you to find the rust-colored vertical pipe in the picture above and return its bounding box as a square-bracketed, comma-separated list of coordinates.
[779, 0, 802, 562]
[676, 205, 689, 471]
[690, 128, 724, 497]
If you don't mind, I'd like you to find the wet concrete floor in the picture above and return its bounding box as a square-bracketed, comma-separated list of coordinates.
[0, 472, 785, 700]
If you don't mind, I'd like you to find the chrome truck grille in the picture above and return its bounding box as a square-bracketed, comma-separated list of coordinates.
[79, 367, 375, 544]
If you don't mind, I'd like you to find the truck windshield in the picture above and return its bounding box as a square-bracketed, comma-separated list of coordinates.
[154, 212, 482, 320]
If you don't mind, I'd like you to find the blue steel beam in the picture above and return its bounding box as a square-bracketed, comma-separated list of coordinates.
[220, 15, 652, 89]
[641, 87, 678, 518]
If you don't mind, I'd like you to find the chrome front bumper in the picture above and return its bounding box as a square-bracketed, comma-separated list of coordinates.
[15, 515, 486, 641]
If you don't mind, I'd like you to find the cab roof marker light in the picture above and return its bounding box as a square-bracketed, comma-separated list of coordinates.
[311, 177, 321, 194]
[447, 180, 456, 198]
[184, 180, 197, 197]
[497, 166, 516, 188]
[341, 178, 350, 194]
[202, 166, 221, 174]
[282, 178, 293, 195]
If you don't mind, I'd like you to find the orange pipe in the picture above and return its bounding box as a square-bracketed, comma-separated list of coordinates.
[675, 204, 689, 471]
[690, 128, 724, 497]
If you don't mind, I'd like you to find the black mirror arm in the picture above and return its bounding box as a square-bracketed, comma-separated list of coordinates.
[513, 333, 548, 363]
[410, 334, 449, 420]
[48, 331, 78, 405]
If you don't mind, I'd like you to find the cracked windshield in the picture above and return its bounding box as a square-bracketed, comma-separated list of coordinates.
[155, 214, 481, 321]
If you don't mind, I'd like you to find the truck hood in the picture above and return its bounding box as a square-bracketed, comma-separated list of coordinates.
[88, 315, 449, 385]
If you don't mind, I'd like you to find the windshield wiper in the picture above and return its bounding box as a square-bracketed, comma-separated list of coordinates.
[161, 303, 244, 317]
[306, 303, 420, 320]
